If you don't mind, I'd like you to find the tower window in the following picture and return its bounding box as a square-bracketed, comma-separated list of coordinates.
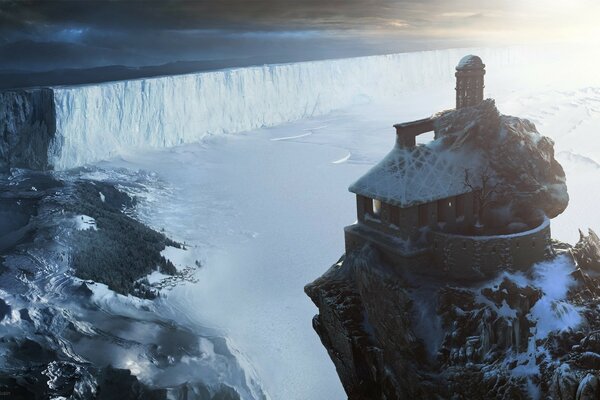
[372, 199, 382, 217]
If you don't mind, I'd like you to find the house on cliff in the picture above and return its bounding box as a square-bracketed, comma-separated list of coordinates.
[344, 55, 553, 280]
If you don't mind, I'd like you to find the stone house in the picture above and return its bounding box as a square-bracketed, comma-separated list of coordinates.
[344, 55, 552, 279]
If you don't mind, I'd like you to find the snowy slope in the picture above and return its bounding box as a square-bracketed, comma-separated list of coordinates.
[48, 47, 525, 170]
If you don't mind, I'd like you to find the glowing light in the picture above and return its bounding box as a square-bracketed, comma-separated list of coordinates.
[386, 20, 409, 29]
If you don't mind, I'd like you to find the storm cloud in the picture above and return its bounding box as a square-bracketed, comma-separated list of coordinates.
[0, 0, 597, 80]
[0, 0, 466, 33]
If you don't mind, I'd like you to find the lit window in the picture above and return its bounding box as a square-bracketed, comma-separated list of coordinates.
[373, 199, 382, 216]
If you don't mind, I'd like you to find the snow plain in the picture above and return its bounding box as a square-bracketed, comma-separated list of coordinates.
[86, 45, 600, 399]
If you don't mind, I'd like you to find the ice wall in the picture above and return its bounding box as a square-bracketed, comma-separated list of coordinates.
[49, 47, 530, 170]
[3, 47, 526, 170]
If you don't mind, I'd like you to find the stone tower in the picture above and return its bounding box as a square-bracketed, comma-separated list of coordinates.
[455, 55, 485, 109]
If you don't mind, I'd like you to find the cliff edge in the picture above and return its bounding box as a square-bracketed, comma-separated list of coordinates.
[306, 233, 600, 399]
[0, 88, 55, 171]
[305, 100, 589, 399]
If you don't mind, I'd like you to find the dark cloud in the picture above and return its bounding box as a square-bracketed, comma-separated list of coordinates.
[1, 0, 503, 36]
[0, 0, 587, 81]
[1, 0, 406, 32]
[0, 0, 481, 73]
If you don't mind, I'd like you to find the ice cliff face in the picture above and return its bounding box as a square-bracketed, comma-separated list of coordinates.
[306, 234, 600, 400]
[1, 47, 523, 171]
[0, 89, 55, 171]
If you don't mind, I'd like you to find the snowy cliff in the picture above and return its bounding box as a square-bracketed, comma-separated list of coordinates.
[0, 47, 523, 171]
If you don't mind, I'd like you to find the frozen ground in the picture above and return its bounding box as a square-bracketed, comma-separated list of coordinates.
[71, 47, 600, 399]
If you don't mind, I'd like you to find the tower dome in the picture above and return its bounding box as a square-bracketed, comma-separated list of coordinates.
[456, 55, 485, 71]
[455, 55, 486, 109]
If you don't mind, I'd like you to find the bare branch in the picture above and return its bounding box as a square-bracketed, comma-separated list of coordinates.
[463, 166, 508, 229]
[463, 168, 476, 192]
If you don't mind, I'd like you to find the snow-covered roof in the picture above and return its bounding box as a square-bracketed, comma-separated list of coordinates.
[349, 143, 479, 208]
[456, 55, 485, 70]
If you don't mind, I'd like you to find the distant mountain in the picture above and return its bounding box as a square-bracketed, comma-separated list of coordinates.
[0, 50, 411, 89]
[0, 37, 474, 89]
[0, 60, 251, 89]
[0, 40, 137, 71]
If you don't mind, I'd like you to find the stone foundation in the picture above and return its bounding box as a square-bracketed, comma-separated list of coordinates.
[430, 219, 553, 280]
[345, 219, 552, 280]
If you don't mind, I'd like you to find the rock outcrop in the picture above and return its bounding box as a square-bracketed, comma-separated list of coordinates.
[306, 233, 600, 399]
[0, 88, 55, 171]
[572, 229, 600, 272]
[434, 99, 568, 227]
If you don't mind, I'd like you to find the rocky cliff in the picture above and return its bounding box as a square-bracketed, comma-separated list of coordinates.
[306, 232, 600, 399]
[0, 88, 55, 171]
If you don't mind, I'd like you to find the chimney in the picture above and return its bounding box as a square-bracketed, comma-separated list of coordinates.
[393, 118, 434, 148]
[455, 55, 485, 109]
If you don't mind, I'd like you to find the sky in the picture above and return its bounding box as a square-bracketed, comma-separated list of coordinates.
[1, 0, 599, 72]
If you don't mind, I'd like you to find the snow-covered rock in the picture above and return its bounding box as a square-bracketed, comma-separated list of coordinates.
[434, 99, 569, 226]
[572, 229, 600, 272]
[305, 240, 600, 399]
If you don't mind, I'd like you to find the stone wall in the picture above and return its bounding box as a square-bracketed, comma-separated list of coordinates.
[355, 192, 478, 244]
[430, 219, 553, 280]
[346, 212, 552, 280]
